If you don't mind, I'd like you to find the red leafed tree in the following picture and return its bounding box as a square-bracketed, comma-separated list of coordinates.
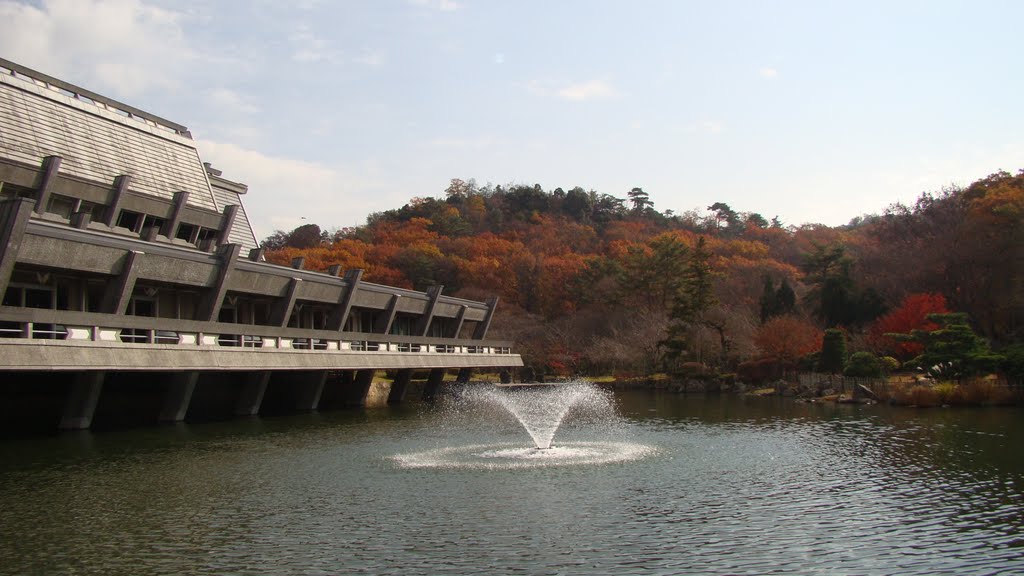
[753, 315, 823, 363]
[866, 293, 949, 360]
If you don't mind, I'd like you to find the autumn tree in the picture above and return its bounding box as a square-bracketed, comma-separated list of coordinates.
[866, 293, 949, 360]
[753, 315, 823, 363]
[892, 313, 1004, 381]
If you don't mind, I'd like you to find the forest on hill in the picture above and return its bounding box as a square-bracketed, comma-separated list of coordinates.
[262, 170, 1024, 383]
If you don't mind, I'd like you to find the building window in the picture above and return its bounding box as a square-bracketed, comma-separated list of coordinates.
[46, 194, 76, 219]
[116, 210, 143, 232]
[175, 222, 199, 244]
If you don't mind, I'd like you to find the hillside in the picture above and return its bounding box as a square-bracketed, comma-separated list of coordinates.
[262, 172, 1024, 379]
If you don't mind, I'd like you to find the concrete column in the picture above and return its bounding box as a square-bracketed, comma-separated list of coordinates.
[387, 369, 414, 405]
[344, 370, 376, 407]
[0, 198, 34, 298]
[374, 294, 401, 334]
[33, 155, 62, 213]
[160, 191, 189, 237]
[327, 269, 363, 331]
[159, 372, 198, 422]
[456, 368, 474, 384]
[103, 174, 131, 227]
[235, 371, 270, 416]
[473, 296, 499, 339]
[59, 372, 105, 430]
[295, 371, 328, 411]
[414, 285, 444, 336]
[216, 204, 239, 247]
[269, 277, 301, 327]
[196, 243, 241, 321]
[101, 250, 141, 315]
[423, 368, 446, 402]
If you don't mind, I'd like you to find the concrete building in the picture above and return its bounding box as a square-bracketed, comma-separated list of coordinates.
[0, 58, 522, 432]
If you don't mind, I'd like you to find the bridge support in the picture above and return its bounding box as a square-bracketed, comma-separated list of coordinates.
[159, 372, 198, 422]
[387, 369, 413, 405]
[341, 370, 375, 407]
[59, 372, 105, 430]
[423, 368, 446, 402]
[235, 371, 270, 416]
[295, 371, 328, 411]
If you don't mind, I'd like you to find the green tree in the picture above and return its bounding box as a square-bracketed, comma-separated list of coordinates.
[893, 313, 1004, 381]
[844, 351, 884, 378]
[628, 187, 653, 214]
[817, 328, 847, 373]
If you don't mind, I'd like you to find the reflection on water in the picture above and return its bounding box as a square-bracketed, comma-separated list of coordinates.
[2, 391, 1023, 575]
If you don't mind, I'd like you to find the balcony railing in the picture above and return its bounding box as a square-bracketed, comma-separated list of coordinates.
[0, 314, 516, 359]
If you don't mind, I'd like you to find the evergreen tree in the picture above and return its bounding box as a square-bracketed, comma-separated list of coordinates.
[818, 329, 847, 373]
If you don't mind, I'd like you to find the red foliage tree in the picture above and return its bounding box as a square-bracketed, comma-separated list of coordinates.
[753, 315, 823, 363]
[866, 293, 949, 360]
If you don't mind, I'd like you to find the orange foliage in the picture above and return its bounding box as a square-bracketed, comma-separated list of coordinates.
[754, 315, 823, 362]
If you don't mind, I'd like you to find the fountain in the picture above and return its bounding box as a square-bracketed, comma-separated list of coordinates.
[392, 380, 655, 469]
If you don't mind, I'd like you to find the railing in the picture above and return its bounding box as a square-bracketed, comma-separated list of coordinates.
[0, 316, 517, 358]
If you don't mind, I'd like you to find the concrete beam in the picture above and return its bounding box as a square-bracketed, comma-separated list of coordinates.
[103, 175, 131, 227]
[327, 269, 362, 331]
[196, 243, 241, 322]
[34, 155, 62, 214]
[100, 250, 141, 315]
[159, 372, 198, 422]
[160, 191, 189, 238]
[216, 204, 239, 248]
[473, 297, 499, 339]
[59, 372, 104, 430]
[414, 285, 443, 337]
[269, 277, 301, 327]
[375, 294, 401, 334]
[0, 198, 34, 298]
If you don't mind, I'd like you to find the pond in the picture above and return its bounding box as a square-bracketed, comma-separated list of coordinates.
[1, 387, 1022, 575]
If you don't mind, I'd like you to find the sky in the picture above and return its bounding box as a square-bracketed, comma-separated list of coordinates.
[1, 0, 1022, 240]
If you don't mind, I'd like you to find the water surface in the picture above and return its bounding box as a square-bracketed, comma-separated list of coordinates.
[2, 390, 1023, 575]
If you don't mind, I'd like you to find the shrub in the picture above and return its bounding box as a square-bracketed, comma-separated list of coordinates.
[844, 351, 884, 378]
[818, 329, 847, 373]
[880, 356, 900, 373]
[736, 358, 786, 384]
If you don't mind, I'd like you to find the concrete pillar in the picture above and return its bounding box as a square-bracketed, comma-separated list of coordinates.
[0, 198, 34, 298]
[235, 371, 270, 416]
[456, 368, 473, 384]
[423, 368, 446, 402]
[387, 369, 414, 405]
[344, 370, 376, 407]
[295, 371, 328, 411]
[33, 155, 62, 213]
[60, 372, 105, 430]
[327, 269, 363, 330]
[159, 372, 198, 422]
[103, 174, 131, 227]
[196, 243, 241, 322]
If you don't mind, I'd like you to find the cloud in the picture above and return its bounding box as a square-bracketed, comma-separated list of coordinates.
[289, 23, 339, 63]
[408, 0, 460, 11]
[208, 88, 260, 115]
[759, 67, 779, 79]
[196, 139, 381, 237]
[557, 80, 616, 102]
[0, 0, 194, 97]
[520, 78, 617, 102]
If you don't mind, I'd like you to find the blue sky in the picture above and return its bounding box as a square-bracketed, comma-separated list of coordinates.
[2, 0, 1022, 239]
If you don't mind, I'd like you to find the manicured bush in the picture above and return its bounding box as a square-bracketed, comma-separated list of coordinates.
[880, 356, 900, 373]
[844, 351, 884, 378]
[817, 329, 847, 373]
